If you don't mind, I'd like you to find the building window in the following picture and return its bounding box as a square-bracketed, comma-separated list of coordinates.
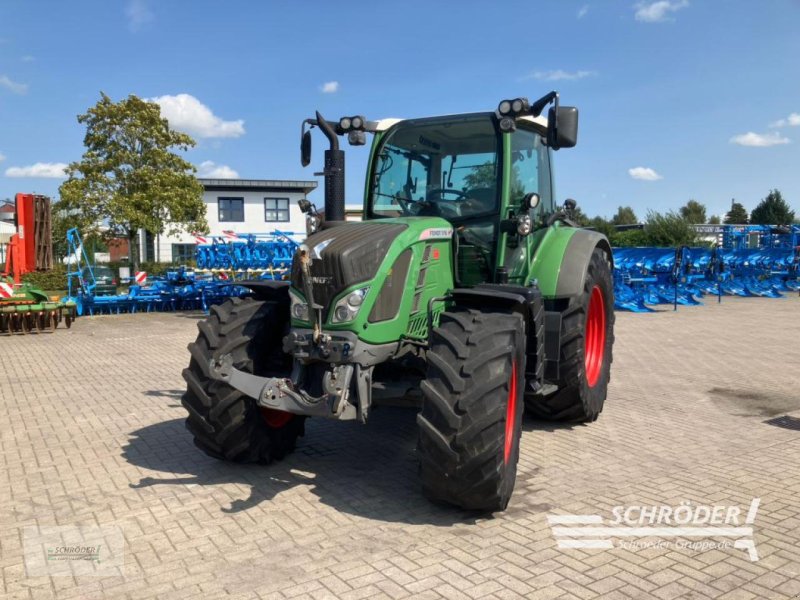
[172, 243, 195, 264]
[218, 197, 244, 222]
[264, 197, 290, 222]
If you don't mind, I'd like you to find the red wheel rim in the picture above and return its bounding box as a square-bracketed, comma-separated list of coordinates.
[260, 408, 293, 429]
[585, 285, 606, 388]
[504, 360, 518, 465]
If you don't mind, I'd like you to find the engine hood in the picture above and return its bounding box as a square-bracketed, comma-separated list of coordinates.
[290, 217, 452, 320]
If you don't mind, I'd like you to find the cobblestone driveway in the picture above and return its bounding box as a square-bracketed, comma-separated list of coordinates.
[2, 297, 799, 599]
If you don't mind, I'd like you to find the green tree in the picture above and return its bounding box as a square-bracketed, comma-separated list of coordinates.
[587, 215, 615, 239]
[708, 214, 721, 224]
[642, 210, 697, 246]
[612, 228, 649, 247]
[612, 205, 638, 226]
[749, 189, 795, 225]
[724, 201, 749, 224]
[59, 92, 206, 270]
[679, 199, 707, 224]
[569, 204, 590, 226]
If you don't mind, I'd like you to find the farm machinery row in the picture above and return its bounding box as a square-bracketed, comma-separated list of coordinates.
[62, 228, 301, 316]
[613, 226, 800, 312]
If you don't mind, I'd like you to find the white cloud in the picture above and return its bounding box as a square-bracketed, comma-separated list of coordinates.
[628, 167, 663, 181]
[150, 94, 245, 138]
[196, 160, 239, 179]
[0, 152, 5, 162]
[729, 132, 790, 147]
[21, 55, 35, 63]
[523, 69, 597, 82]
[634, 0, 689, 23]
[125, 0, 154, 32]
[577, 4, 590, 18]
[5, 162, 68, 178]
[320, 81, 339, 94]
[0, 74, 28, 95]
[769, 112, 800, 128]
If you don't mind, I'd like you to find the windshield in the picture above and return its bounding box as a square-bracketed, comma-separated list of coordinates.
[369, 115, 500, 221]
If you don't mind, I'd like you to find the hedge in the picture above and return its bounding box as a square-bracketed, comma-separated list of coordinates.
[19, 260, 197, 292]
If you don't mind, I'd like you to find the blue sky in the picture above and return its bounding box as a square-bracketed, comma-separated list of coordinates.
[1, 0, 798, 221]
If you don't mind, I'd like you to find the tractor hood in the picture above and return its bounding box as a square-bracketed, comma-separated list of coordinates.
[290, 217, 455, 340]
[291, 221, 408, 317]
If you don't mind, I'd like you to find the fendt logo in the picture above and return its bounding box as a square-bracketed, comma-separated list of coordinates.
[548, 498, 760, 561]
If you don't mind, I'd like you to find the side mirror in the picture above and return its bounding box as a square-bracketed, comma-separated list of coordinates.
[301, 130, 312, 167]
[547, 106, 578, 150]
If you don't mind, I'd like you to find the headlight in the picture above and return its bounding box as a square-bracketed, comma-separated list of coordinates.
[289, 288, 309, 321]
[331, 287, 369, 323]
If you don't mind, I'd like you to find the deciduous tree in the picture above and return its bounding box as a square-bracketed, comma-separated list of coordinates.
[679, 199, 707, 224]
[59, 93, 207, 270]
[612, 206, 638, 226]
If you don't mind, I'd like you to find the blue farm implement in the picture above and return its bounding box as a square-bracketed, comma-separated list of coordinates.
[613, 225, 799, 312]
[194, 231, 300, 279]
[62, 228, 301, 317]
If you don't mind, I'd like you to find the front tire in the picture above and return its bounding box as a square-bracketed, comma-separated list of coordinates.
[181, 296, 304, 463]
[418, 309, 526, 512]
[525, 248, 615, 422]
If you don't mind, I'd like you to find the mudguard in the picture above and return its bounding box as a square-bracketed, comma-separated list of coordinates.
[530, 226, 613, 300]
[240, 280, 290, 302]
[449, 283, 545, 392]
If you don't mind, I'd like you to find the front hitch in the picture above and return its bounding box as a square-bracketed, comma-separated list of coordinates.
[209, 353, 357, 419]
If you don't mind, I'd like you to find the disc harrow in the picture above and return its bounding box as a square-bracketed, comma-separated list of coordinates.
[0, 278, 75, 335]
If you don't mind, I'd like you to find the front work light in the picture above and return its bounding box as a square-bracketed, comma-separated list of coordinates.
[289, 288, 310, 321]
[338, 115, 367, 132]
[331, 287, 370, 323]
[499, 116, 517, 133]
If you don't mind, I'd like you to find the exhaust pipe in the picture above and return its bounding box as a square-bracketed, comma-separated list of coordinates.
[315, 112, 346, 223]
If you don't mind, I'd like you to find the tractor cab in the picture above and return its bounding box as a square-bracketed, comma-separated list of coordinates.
[300, 92, 579, 288]
[365, 112, 556, 285]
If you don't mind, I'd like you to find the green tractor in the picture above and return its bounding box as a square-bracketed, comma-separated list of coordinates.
[182, 91, 614, 511]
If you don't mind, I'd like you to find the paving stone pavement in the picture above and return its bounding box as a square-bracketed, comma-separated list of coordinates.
[1, 297, 800, 599]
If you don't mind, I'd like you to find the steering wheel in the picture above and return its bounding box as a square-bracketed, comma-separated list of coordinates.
[426, 188, 470, 202]
[393, 193, 414, 216]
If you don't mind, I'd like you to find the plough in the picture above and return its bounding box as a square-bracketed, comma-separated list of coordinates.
[613, 225, 800, 312]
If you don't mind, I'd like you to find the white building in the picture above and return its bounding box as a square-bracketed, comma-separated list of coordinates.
[139, 178, 318, 263]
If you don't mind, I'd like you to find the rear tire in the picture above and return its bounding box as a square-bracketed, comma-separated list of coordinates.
[525, 248, 614, 422]
[181, 296, 304, 463]
[418, 309, 526, 512]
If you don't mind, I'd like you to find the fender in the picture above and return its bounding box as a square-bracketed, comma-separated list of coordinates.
[449, 283, 545, 392]
[240, 280, 290, 302]
[529, 226, 613, 299]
